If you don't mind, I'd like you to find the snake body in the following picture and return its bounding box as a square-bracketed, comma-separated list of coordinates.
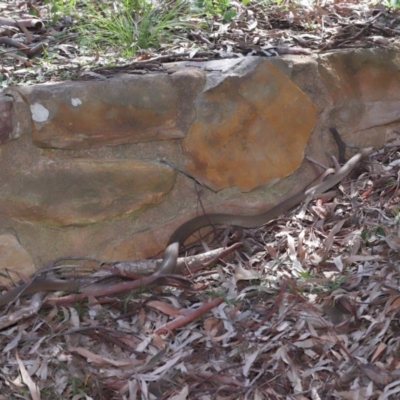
[156, 147, 374, 274]
[0, 279, 81, 308]
[0, 147, 373, 307]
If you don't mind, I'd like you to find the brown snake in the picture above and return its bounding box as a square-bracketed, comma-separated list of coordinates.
[155, 147, 374, 274]
[0, 147, 373, 307]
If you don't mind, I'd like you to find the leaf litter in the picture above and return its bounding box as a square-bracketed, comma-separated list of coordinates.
[0, 146, 400, 398]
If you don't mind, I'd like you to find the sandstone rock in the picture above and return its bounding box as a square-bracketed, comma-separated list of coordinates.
[0, 234, 35, 285]
[0, 95, 14, 145]
[0, 51, 391, 266]
[12, 68, 205, 149]
[319, 49, 400, 148]
[0, 159, 176, 226]
[182, 58, 318, 192]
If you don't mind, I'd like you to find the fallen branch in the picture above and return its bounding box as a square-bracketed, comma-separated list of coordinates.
[0, 244, 240, 311]
[0, 292, 44, 330]
[46, 275, 191, 306]
[0, 37, 47, 57]
[155, 297, 224, 335]
[0, 17, 44, 30]
[112, 243, 243, 276]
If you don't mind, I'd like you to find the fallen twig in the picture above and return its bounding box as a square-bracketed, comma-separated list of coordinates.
[0, 292, 44, 330]
[155, 297, 224, 334]
[46, 275, 191, 305]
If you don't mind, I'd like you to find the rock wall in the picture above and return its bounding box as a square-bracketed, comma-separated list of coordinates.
[0, 48, 399, 275]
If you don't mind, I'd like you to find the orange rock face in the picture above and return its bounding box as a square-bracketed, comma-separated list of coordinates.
[182, 61, 317, 192]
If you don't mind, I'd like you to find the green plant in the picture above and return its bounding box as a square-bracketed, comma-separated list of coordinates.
[384, 0, 400, 8]
[361, 226, 385, 243]
[191, 0, 238, 21]
[135, 0, 192, 49]
[192, 0, 225, 14]
[325, 277, 346, 291]
[223, 8, 236, 21]
[297, 270, 314, 279]
[77, 0, 193, 56]
[43, 0, 78, 22]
